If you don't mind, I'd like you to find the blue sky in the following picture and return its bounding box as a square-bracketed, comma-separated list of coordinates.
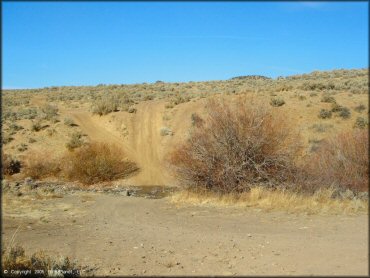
[3, 1, 368, 89]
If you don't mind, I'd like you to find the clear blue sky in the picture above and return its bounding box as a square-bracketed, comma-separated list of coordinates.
[3, 1, 368, 89]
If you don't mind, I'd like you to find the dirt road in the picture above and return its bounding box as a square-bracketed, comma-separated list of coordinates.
[3, 192, 368, 276]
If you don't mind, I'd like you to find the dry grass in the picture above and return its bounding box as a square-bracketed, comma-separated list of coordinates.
[168, 96, 303, 193]
[21, 143, 139, 185]
[305, 129, 368, 192]
[23, 151, 62, 179]
[170, 187, 368, 215]
[62, 142, 139, 184]
[2, 226, 80, 276]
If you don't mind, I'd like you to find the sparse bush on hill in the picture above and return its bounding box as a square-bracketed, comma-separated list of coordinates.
[270, 97, 285, 107]
[354, 117, 368, 129]
[64, 117, 75, 126]
[305, 129, 368, 192]
[63, 142, 139, 184]
[66, 132, 85, 151]
[321, 95, 336, 103]
[354, 104, 366, 113]
[168, 97, 302, 193]
[92, 96, 119, 116]
[2, 133, 13, 145]
[2, 153, 21, 175]
[318, 109, 332, 119]
[310, 123, 333, 133]
[41, 104, 59, 121]
[128, 107, 137, 113]
[17, 143, 28, 152]
[31, 119, 43, 132]
[331, 104, 351, 119]
[160, 127, 173, 136]
[168, 94, 191, 107]
[338, 107, 351, 119]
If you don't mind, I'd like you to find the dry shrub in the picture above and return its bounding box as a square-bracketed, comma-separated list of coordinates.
[170, 187, 368, 215]
[63, 142, 138, 184]
[305, 129, 368, 192]
[2, 244, 80, 277]
[168, 96, 302, 193]
[2, 153, 21, 175]
[23, 151, 61, 179]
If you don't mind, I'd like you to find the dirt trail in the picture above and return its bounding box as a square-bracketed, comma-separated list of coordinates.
[60, 101, 174, 186]
[3, 192, 368, 276]
[128, 101, 168, 185]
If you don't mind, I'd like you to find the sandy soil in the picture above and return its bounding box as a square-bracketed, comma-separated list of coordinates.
[2, 191, 368, 276]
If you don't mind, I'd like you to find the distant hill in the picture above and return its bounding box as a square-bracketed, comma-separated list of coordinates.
[230, 75, 272, 81]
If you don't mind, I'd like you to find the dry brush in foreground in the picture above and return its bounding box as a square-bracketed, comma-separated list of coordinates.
[305, 129, 368, 192]
[168, 96, 303, 193]
[14, 142, 139, 185]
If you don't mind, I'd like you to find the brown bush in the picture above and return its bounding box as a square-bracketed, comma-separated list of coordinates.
[2, 244, 80, 277]
[168, 97, 302, 193]
[2, 153, 21, 175]
[62, 142, 138, 184]
[305, 129, 368, 192]
[23, 151, 61, 179]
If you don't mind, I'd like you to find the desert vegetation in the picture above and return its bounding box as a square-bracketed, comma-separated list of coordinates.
[169, 97, 302, 193]
[63, 142, 138, 184]
[2, 68, 368, 201]
[168, 95, 368, 200]
[2, 243, 81, 277]
[13, 142, 138, 185]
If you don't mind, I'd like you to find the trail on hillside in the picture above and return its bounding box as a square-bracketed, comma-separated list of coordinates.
[63, 102, 173, 186]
